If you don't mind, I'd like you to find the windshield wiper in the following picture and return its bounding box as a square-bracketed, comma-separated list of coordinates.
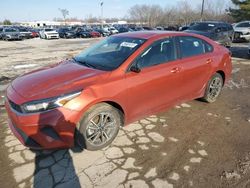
[72, 57, 97, 69]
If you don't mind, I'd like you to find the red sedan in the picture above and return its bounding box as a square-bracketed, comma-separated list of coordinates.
[87, 29, 101, 38]
[5, 31, 232, 150]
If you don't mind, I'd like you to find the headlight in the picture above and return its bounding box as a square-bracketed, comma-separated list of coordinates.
[22, 91, 81, 113]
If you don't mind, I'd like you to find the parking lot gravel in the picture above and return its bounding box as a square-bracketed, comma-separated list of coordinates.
[0, 38, 249, 188]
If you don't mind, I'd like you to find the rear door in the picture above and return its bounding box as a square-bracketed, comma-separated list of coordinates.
[176, 36, 213, 100]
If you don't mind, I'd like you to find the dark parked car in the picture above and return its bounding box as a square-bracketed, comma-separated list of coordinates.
[94, 28, 110, 37]
[118, 27, 133, 33]
[2, 28, 23, 41]
[129, 26, 144, 31]
[0, 27, 3, 39]
[74, 27, 92, 38]
[142, 26, 155, 30]
[18, 28, 33, 39]
[185, 21, 234, 48]
[164, 26, 178, 31]
[58, 27, 76, 38]
[179, 26, 189, 31]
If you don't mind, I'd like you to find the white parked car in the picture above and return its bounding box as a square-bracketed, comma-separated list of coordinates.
[109, 27, 119, 35]
[39, 28, 59, 39]
[233, 21, 250, 41]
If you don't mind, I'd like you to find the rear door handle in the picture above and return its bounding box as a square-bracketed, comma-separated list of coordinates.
[206, 59, 213, 64]
[171, 67, 181, 73]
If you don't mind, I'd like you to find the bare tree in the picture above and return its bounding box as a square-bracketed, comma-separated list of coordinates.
[128, 5, 164, 27]
[59, 8, 69, 25]
[127, 1, 233, 27]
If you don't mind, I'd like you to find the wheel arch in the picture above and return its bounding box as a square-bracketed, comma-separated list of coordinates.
[216, 70, 225, 85]
[78, 99, 126, 127]
[102, 101, 125, 125]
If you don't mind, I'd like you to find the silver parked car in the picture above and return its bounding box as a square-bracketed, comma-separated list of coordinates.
[2, 28, 23, 41]
[233, 21, 250, 41]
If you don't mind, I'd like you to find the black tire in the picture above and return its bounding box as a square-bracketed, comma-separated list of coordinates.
[75, 103, 122, 151]
[201, 73, 223, 103]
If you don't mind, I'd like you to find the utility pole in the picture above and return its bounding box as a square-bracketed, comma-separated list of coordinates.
[200, 0, 205, 21]
[100, 1, 104, 28]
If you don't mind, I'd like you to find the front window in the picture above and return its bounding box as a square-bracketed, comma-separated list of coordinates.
[136, 37, 177, 69]
[74, 36, 146, 71]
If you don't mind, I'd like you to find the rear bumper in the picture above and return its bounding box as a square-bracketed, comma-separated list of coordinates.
[5, 98, 80, 149]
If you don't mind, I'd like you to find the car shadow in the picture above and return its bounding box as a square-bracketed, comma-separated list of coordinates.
[31, 109, 85, 188]
[230, 43, 249, 60]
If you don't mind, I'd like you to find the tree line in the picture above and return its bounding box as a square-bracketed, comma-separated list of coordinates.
[1, 0, 249, 26]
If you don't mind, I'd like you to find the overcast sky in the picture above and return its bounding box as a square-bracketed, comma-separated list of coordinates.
[0, 0, 232, 22]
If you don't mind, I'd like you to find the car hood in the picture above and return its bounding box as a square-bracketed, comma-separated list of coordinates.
[11, 60, 107, 100]
[45, 31, 58, 34]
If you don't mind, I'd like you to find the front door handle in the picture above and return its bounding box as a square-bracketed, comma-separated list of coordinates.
[206, 58, 213, 64]
[171, 67, 181, 73]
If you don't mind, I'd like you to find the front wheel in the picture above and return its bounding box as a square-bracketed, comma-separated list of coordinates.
[201, 73, 223, 103]
[75, 103, 122, 150]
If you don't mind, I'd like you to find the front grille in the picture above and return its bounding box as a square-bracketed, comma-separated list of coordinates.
[8, 100, 23, 113]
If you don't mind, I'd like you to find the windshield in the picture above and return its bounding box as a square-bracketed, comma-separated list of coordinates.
[74, 36, 146, 71]
[45, 29, 54, 32]
[19, 28, 28, 32]
[189, 23, 217, 31]
[4, 28, 17, 32]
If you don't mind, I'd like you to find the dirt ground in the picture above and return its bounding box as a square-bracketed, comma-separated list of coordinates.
[0, 38, 249, 188]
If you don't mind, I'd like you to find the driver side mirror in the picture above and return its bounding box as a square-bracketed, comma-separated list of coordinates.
[130, 64, 141, 73]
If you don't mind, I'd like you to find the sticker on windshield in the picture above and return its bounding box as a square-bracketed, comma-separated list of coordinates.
[120, 42, 138, 48]
[193, 41, 200, 47]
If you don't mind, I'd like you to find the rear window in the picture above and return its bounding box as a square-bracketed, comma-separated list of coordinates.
[179, 36, 213, 58]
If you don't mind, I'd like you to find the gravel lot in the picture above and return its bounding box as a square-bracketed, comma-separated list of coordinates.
[0, 38, 250, 188]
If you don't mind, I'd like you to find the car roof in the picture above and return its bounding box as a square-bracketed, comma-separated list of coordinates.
[114, 31, 183, 40]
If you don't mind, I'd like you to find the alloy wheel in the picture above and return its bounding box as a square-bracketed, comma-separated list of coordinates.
[85, 112, 116, 146]
[207, 77, 222, 101]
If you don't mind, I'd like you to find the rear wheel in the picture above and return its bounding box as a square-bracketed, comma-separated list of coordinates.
[75, 103, 122, 150]
[201, 73, 223, 103]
